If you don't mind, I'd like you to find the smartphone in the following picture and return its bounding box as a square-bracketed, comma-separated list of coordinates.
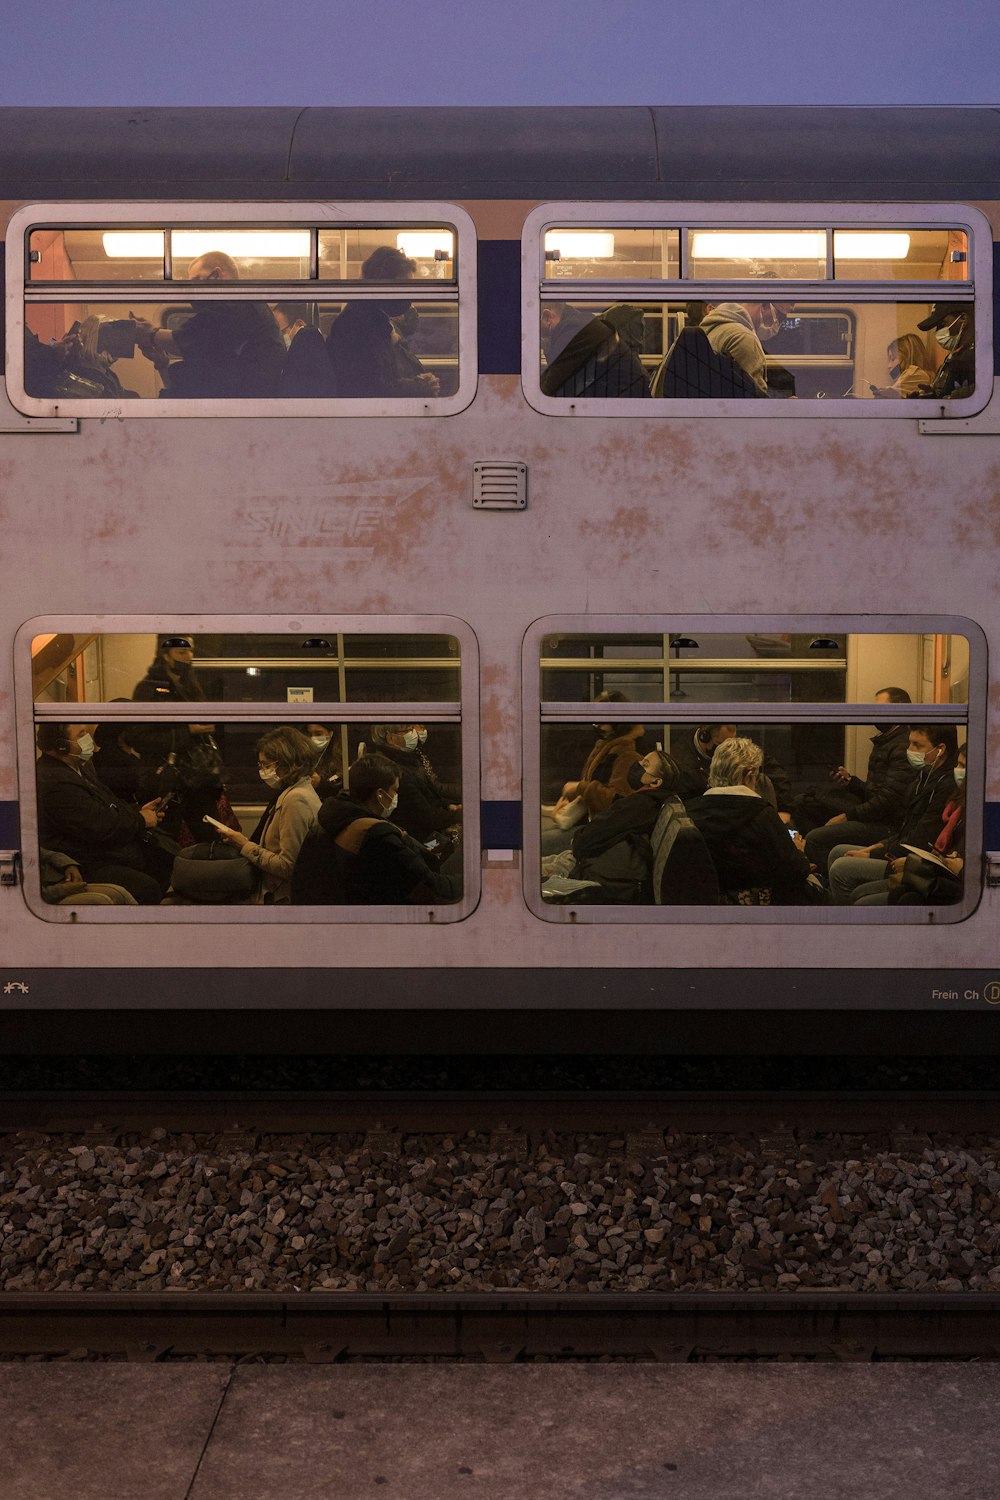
[203, 814, 228, 832]
[424, 836, 441, 852]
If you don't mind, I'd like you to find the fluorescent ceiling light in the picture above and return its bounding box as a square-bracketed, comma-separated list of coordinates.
[833, 232, 912, 260]
[545, 231, 616, 259]
[690, 231, 826, 260]
[103, 230, 311, 259]
[396, 231, 454, 258]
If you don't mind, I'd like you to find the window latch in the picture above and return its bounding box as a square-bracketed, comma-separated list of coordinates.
[0, 851, 22, 888]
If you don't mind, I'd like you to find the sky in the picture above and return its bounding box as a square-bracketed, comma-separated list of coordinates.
[1, 0, 998, 108]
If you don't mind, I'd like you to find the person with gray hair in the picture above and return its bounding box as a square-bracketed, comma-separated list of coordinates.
[685, 737, 816, 904]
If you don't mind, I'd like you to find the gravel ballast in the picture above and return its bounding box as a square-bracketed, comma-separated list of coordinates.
[2, 1129, 999, 1294]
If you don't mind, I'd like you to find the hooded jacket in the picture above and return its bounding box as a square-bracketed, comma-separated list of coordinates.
[290, 793, 460, 905]
[700, 302, 768, 396]
[685, 786, 812, 903]
[844, 724, 916, 827]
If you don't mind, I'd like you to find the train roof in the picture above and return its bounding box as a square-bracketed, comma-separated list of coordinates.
[1, 106, 999, 203]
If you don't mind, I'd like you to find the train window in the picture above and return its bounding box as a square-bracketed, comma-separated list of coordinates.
[525, 616, 984, 924]
[17, 618, 478, 923]
[8, 204, 474, 416]
[524, 204, 989, 417]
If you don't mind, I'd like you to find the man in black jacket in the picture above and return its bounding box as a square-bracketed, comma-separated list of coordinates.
[803, 688, 916, 875]
[291, 755, 460, 905]
[369, 723, 461, 844]
[35, 723, 171, 904]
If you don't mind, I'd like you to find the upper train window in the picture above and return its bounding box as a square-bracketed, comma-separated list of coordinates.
[523, 204, 991, 417]
[16, 617, 479, 923]
[6, 204, 475, 417]
[524, 615, 984, 924]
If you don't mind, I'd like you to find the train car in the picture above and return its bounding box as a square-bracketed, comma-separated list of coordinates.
[1, 106, 998, 1049]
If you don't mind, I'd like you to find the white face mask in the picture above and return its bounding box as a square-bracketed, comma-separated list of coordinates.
[259, 767, 282, 789]
[907, 746, 939, 770]
[74, 732, 95, 761]
[310, 735, 330, 750]
[954, 767, 966, 786]
[936, 320, 963, 351]
[380, 790, 398, 818]
[416, 729, 428, 745]
[401, 730, 419, 752]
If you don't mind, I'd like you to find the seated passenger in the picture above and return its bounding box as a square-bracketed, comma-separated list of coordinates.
[540, 302, 650, 398]
[325, 247, 441, 399]
[802, 688, 915, 875]
[35, 723, 173, 905]
[886, 746, 966, 906]
[368, 723, 460, 844]
[273, 302, 336, 398]
[672, 723, 738, 801]
[24, 319, 138, 400]
[698, 295, 792, 397]
[40, 847, 137, 905]
[541, 691, 645, 854]
[413, 723, 462, 804]
[134, 251, 285, 398]
[651, 322, 760, 399]
[827, 726, 961, 905]
[910, 303, 974, 400]
[306, 723, 343, 800]
[685, 737, 816, 905]
[870, 333, 933, 398]
[290, 754, 461, 904]
[554, 750, 719, 904]
[209, 727, 320, 904]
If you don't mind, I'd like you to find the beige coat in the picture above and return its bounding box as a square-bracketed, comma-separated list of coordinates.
[240, 776, 321, 903]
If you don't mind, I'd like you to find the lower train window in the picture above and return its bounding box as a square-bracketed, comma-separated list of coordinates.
[524, 617, 984, 923]
[523, 205, 991, 417]
[16, 619, 479, 922]
[6, 205, 474, 417]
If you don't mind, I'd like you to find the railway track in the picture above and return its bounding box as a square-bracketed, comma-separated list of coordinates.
[2, 1089, 999, 1136]
[1, 1292, 998, 1361]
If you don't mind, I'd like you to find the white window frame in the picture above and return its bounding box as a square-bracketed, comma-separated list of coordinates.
[522, 202, 992, 419]
[17, 614, 479, 922]
[6, 203, 477, 419]
[523, 613, 984, 924]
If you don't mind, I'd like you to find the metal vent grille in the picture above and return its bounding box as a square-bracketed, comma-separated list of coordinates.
[473, 461, 527, 509]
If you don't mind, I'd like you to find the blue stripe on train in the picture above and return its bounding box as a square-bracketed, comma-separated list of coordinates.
[477, 240, 521, 376]
[0, 799, 995, 856]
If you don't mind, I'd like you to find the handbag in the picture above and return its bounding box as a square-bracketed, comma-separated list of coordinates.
[170, 840, 258, 902]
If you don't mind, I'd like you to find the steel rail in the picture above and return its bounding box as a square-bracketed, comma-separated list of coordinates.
[1, 1089, 999, 1135]
[0, 1292, 998, 1361]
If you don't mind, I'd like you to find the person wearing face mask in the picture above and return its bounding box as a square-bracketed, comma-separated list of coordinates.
[34, 722, 172, 904]
[698, 291, 793, 397]
[306, 724, 344, 800]
[133, 250, 285, 398]
[132, 636, 239, 845]
[908, 303, 975, 401]
[827, 725, 961, 905]
[368, 723, 461, 844]
[547, 749, 719, 905]
[412, 723, 462, 805]
[325, 247, 441, 399]
[871, 333, 933, 399]
[883, 746, 967, 907]
[211, 727, 320, 903]
[291, 754, 461, 905]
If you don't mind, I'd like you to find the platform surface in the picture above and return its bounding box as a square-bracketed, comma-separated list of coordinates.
[1, 1363, 997, 1499]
